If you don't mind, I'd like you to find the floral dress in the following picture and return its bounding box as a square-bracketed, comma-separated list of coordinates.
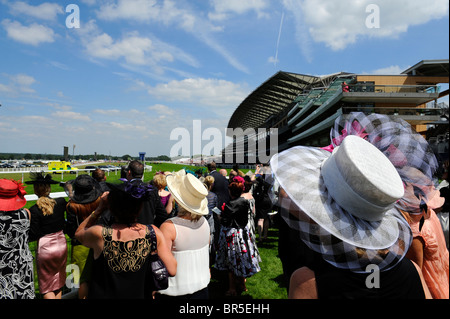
[245, 197, 261, 263]
[0, 208, 35, 299]
[215, 198, 261, 278]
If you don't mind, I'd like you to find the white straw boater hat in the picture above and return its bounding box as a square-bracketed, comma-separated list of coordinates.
[166, 169, 208, 216]
[270, 112, 438, 272]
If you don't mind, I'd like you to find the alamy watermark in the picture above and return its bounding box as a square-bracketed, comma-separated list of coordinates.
[169, 120, 278, 164]
[365, 264, 380, 289]
[366, 4, 381, 29]
[65, 264, 80, 289]
[65, 4, 80, 29]
[64, 4, 380, 30]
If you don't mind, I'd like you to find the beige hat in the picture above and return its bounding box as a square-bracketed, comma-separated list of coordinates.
[166, 169, 208, 216]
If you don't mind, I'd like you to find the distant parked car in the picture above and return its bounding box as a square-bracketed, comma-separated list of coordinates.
[84, 165, 98, 171]
[97, 165, 111, 172]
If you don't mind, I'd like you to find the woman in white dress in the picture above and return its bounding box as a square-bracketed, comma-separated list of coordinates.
[158, 170, 211, 299]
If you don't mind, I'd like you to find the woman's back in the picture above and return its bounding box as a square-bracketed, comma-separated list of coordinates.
[159, 189, 171, 206]
[419, 210, 449, 299]
[88, 224, 153, 299]
[313, 256, 426, 299]
[29, 197, 67, 241]
[0, 208, 35, 299]
[171, 216, 210, 251]
[160, 216, 210, 296]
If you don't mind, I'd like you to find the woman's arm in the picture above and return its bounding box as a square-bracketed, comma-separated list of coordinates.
[159, 220, 176, 251]
[152, 225, 177, 276]
[28, 207, 40, 242]
[74, 192, 108, 255]
[289, 267, 318, 299]
[165, 194, 173, 215]
[405, 237, 425, 269]
[411, 260, 432, 299]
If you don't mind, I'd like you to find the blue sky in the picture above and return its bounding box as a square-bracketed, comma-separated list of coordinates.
[0, 0, 448, 158]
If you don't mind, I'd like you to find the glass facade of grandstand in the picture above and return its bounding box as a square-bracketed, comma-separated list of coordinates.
[224, 59, 449, 164]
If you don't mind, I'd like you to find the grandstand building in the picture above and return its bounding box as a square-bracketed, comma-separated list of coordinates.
[224, 59, 449, 164]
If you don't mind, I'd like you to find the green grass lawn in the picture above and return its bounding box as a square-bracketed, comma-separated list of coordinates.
[209, 227, 288, 299]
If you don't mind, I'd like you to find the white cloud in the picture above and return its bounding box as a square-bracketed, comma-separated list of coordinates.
[267, 56, 279, 64]
[208, 0, 270, 21]
[80, 0, 97, 6]
[109, 121, 147, 132]
[52, 111, 91, 122]
[93, 109, 122, 116]
[369, 65, 404, 75]
[8, 1, 64, 21]
[2, 19, 55, 46]
[0, 73, 36, 95]
[13, 74, 36, 87]
[147, 78, 249, 109]
[283, 0, 449, 52]
[148, 104, 175, 116]
[77, 20, 198, 72]
[97, 0, 199, 30]
[95, 0, 249, 73]
[84, 32, 155, 65]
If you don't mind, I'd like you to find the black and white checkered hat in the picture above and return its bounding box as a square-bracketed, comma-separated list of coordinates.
[270, 112, 438, 272]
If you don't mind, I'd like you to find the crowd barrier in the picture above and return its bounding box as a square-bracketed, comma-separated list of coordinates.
[0, 168, 120, 184]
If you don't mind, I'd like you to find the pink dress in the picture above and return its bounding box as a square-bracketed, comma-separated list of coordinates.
[410, 210, 449, 299]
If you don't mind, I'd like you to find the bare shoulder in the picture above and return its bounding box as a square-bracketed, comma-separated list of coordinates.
[159, 220, 175, 237]
[88, 224, 104, 237]
[289, 267, 318, 299]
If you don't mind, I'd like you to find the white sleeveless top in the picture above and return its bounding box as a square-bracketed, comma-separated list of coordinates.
[159, 216, 210, 296]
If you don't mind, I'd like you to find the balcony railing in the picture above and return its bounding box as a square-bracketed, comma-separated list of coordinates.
[342, 106, 443, 116]
[345, 84, 440, 94]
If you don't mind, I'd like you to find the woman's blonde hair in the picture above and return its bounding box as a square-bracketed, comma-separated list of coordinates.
[177, 205, 202, 222]
[34, 184, 56, 216]
[203, 175, 214, 191]
[153, 174, 167, 190]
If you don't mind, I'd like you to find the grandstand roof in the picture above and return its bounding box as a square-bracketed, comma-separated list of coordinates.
[227, 71, 351, 131]
[401, 59, 449, 77]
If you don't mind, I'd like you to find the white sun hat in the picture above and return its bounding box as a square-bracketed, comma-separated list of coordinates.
[166, 169, 208, 216]
[270, 112, 439, 272]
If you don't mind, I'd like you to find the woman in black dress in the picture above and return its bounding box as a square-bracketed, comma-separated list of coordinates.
[75, 179, 176, 299]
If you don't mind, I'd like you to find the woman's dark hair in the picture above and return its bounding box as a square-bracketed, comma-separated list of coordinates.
[243, 175, 252, 193]
[107, 184, 144, 225]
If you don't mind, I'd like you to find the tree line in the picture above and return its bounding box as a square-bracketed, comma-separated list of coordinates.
[0, 153, 171, 162]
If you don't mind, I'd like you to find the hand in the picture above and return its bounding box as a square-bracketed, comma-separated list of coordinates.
[96, 191, 109, 215]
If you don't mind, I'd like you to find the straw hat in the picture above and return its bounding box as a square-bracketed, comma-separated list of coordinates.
[0, 179, 27, 211]
[271, 112, 438, 271]
[166, 169, 208, 216]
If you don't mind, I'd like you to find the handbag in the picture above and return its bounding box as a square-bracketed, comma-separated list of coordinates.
[147, 225, 169, 291]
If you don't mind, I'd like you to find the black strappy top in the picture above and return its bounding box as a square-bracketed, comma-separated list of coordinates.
[88, 226, 155, 299]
